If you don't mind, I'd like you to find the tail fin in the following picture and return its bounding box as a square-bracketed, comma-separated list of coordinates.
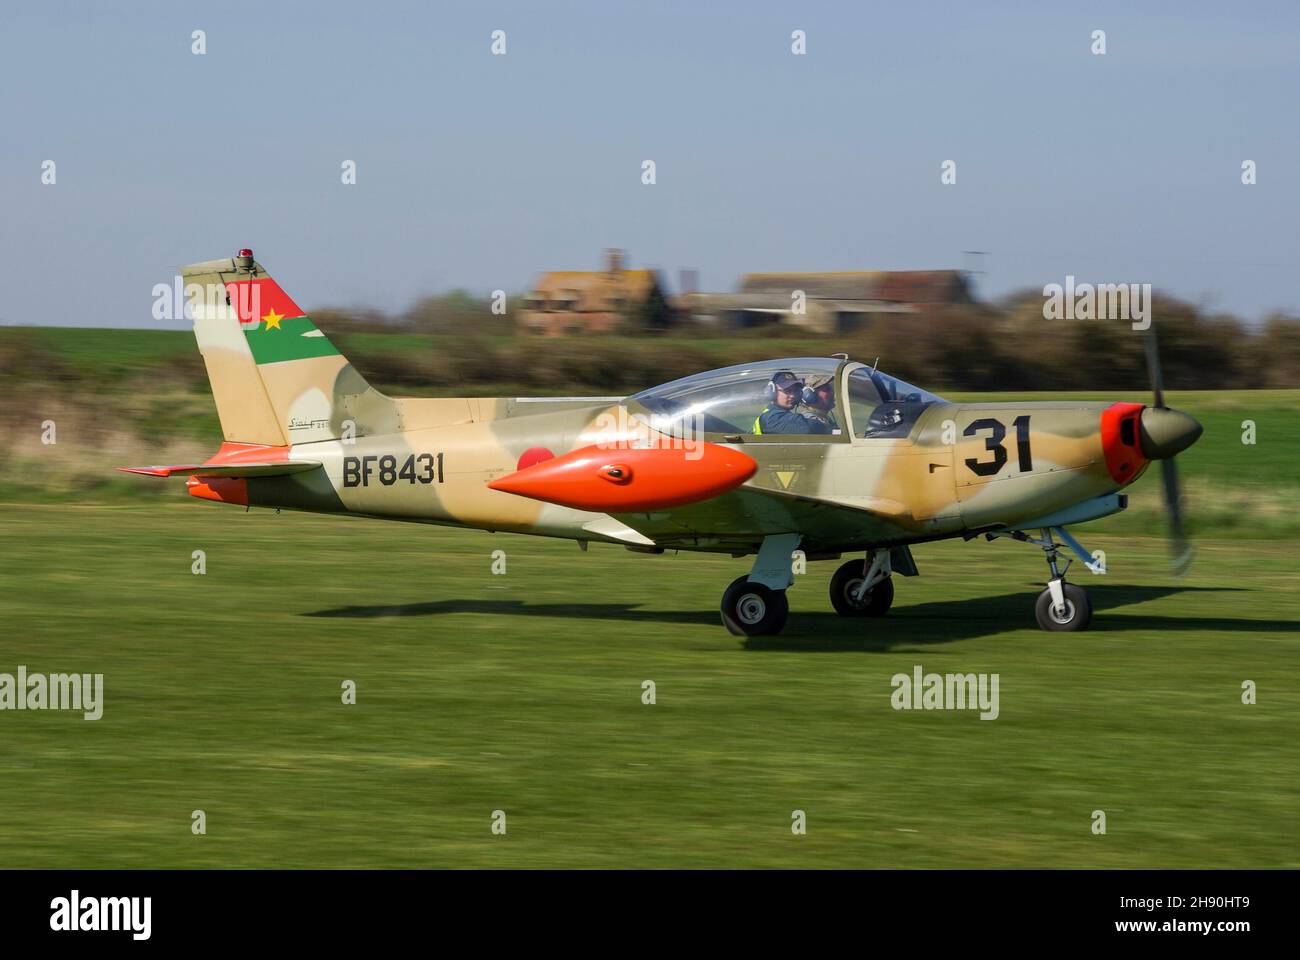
[183, 250, 397, 446]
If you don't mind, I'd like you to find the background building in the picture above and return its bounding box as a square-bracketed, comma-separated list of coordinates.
[520, 249, 671, 335]
[676, 270, 976, 334]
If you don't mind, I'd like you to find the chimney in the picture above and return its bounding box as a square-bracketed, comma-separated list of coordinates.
[605, 248, 624, 275]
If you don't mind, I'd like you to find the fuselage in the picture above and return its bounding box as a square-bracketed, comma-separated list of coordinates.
[200, 390, 1156, 556]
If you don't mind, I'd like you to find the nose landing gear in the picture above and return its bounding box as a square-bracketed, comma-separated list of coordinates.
[1033, 527, 1096, 631]
[991, 526, 1099, 632]
[1035, 580, 1092, 631]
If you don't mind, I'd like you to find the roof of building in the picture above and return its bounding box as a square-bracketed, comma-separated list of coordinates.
[528, 269, 659, 311]
[739, 270, 972, 304]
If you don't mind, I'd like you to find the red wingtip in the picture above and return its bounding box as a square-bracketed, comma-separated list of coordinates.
[118, 465, 204, 478]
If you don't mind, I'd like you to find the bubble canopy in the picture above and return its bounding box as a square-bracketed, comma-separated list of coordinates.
[628, 358, 946, 439]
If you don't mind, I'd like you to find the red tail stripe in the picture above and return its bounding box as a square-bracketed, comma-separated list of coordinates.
[224, 277, 305, 327]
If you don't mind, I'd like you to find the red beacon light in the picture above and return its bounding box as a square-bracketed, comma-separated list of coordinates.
[235, 248, 255, 273]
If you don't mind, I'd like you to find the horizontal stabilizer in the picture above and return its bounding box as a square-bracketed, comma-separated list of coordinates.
[118, 461, 321, 479]
[119, 441, 319, 480]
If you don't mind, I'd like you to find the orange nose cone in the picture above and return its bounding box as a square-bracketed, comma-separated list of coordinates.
[488, 442, 757, 513]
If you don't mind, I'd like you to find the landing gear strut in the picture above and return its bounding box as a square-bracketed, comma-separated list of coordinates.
[1024, 527, 1093, 632]
[829, 549, 895, 616]
[986, 526, 1098, 631]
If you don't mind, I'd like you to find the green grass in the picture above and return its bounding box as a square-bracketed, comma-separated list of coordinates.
[2, 503, 1297, 867]
[23, 326, 197, 371]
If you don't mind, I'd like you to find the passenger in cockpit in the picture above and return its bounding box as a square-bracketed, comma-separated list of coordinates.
[802, 376, 839, 432]
[752, 371, 833, 435]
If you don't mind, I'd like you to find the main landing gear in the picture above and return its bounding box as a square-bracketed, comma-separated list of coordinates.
[993, 526, 1099, 632]
[719, 538, 902, 637]
[720, 576, 789, 636]
[829, 549, 894, 617]
[720, 533, 799, 637]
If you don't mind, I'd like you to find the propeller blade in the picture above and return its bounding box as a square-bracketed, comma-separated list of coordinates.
[1143, 319, 1166, 409]
[1160, 457, 1194, 576]
[1143, 314, 1192, 573]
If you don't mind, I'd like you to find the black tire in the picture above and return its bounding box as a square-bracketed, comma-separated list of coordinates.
[829, 560, 894, 617]
[720, 576, 790, 637]
[1034, 583, 1093, 632]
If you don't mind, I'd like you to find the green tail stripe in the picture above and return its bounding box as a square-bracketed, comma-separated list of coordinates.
[244, 315, 341, 364]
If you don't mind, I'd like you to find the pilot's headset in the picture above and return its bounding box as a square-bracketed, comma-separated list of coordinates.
[765, 371, 802, 401]
[802, 377, 833, 407]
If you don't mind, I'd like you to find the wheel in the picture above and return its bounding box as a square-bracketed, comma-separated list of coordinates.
[1034, 582, 1093, 632]
[829, 560, 894, 617]
[720, 576, 790, 637]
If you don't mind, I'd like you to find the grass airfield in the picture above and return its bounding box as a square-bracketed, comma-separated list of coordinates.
[2, 502, 1297, 868]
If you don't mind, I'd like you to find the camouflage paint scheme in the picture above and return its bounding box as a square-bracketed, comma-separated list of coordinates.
[134, 255, 1168, 562]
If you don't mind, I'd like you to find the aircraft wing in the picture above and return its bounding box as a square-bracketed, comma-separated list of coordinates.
[483, 440, 919, 551]
[608, 484, 917, 552]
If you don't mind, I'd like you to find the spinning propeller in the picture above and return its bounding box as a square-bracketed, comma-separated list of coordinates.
[1140, 320, 1202, 576]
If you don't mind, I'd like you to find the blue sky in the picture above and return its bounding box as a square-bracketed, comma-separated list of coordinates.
[2, 0, 1297, 327]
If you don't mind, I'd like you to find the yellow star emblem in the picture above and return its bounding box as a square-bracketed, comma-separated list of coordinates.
[261, 308, 284, 331]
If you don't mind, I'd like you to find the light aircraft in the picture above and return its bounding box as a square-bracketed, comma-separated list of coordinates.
[123, 250, 1202, 636]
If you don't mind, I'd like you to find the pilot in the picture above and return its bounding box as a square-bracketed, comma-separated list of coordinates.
[752, 371, 833, 435]
[802, 376, 840, 432]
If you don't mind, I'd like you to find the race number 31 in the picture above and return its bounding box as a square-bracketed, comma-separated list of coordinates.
[963, 416, 1032, 476]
